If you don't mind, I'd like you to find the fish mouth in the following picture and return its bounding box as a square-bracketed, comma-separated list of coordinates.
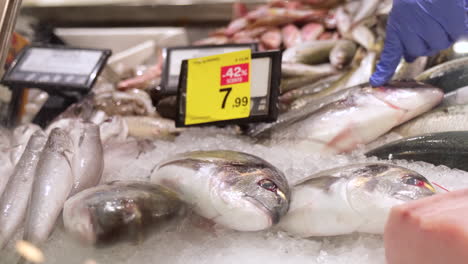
[243, 195, 278, 225]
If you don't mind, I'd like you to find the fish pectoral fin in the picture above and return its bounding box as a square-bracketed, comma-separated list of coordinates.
[325, 123, 360, 152]
[295, 176, 341, 191]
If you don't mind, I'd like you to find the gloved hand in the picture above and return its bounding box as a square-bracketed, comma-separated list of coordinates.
[370, 0, 468, 87]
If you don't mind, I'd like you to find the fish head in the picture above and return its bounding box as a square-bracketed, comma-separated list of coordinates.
[347, 164, 436, 216]
[371, 81, 444, 122]
[211, 159, 290, 231]
[383, 169, 437, 201]
[47, 128, 74, 156]
[349, 164, 436, 202]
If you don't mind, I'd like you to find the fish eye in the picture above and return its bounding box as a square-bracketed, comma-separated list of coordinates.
[403, 176, 425, 187]
[258, 179, 278, 193]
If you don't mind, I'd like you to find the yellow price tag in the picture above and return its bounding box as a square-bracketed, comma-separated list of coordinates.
[185, 49, 251, 125]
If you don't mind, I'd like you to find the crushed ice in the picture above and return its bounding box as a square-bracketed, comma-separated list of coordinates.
[2, 126, 467, 264]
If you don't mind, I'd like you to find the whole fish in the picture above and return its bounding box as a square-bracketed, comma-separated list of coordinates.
[301, 23, 324, 41]
[352, 0, 380, 25]
[392, 57, 428, 81]
[278, 163, 436, 237]
[282, 63, 338, 78]
[0, 131, 47, 249]
[151, 150, 290, 231]
[351, 24, 375, 51]
[260, 28, 282, 50]
[366, 132, 468, 172]
[282, 40, 336, 65]
[416, 56, 468, 93]
[9, 124, 42, 165]
[392, 105, 468, 137]
[336, 6, 351, 37]
[343, 51, 377, 88]
[252, 82, 443, 154]
[63, 181, 183, 245]
[123, 116, 184, 140]
[69, 121, 104, 197]
[377, 0, 393, 15]
[329, 40, 357, 69]
[282, 24, 302, 49]
[24, 128, 74, 244]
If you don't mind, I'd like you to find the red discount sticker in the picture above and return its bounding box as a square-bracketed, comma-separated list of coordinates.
[220, 63, 249, 86]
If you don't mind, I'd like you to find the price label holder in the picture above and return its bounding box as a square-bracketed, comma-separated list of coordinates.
[160, 43, 258, 95]
[1, 45, 112, 127]
[176, 50, 281, 127]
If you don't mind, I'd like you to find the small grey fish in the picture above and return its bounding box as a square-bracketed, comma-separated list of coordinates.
[282, 40, 336, 65]
[69, 121, 104, 197]
[329, 40, 357, 69]
[416, 56, 468, 93]
[278, 163, 436, 237]
[24, 128, 74, 244]
[282, 63, 338, 78]
[151, 150, 290, 232]
[0, 131, 47, 249]
[351, 24, 375, 51]
[352, 0, 380, 25]
[63, 181, 183, 246]
[366, 131, 468, 172]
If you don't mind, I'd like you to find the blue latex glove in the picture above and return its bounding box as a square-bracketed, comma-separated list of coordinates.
[370, 0, 468, 87]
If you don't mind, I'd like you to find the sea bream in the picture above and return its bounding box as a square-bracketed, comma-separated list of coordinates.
[151, 150, 290, 232]
[0, 131, 47, 248]
[250, 81, 443, 154]
[278, 163, 436, 237]
[63, 181, 183, 245]
[23, 128, 74, 244]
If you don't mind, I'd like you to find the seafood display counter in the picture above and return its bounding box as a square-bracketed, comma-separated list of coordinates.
[2, 0, 468, 264]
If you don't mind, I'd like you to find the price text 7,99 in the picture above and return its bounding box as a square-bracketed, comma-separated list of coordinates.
[219, 88, 249, 109]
